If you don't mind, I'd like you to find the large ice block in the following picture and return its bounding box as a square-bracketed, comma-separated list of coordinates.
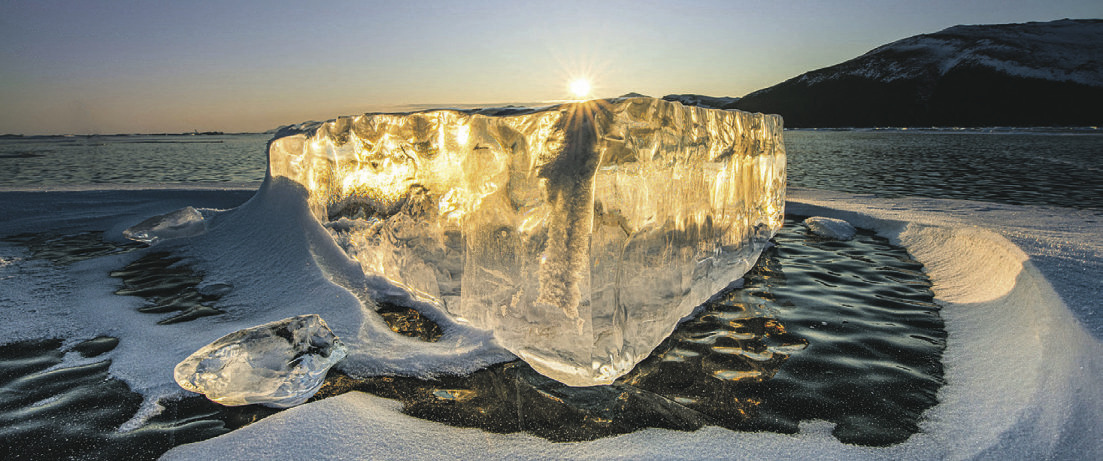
[268, 97, 785, 386]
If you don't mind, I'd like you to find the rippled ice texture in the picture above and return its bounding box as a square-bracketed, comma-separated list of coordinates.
[785, 129, 1103, 209]
[268, 97, 786, 385]
[0, 134, 268, 186]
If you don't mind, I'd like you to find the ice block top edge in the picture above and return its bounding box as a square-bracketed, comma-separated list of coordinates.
[267, 96, 783, 142]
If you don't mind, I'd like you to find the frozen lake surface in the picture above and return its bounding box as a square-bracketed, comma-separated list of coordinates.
[0, 129, 1100, 459]
[785, 129, 1103, 209]
[4, 129, 1102, 210]
[0, 134, 268, 187]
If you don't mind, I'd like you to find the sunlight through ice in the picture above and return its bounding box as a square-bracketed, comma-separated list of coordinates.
[267, 96, 785, 386]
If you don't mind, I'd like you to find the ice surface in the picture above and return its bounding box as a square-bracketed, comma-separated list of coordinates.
[173, 314, 347, 408]
[802, 216, 856, 240]
[123, 206, 206, 244]
[267, 97, 786, 385]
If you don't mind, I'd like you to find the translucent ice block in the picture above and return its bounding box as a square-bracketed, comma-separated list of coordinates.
[123, 206, 206, 244]
[174, 314, 347, 408]
[268, 97, 785, 386]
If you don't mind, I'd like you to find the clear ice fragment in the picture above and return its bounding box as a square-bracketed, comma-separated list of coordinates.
[267, 97, 785, 386]
[802, 216, 856, 240]
[123, 206, 206, 244]
[173, 314, 347, 408]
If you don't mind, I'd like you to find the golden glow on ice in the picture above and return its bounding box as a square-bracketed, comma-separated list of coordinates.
[264, 98, 786, 387]
[455, 124, 469, 145]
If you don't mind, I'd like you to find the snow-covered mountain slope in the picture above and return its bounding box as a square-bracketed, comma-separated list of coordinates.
[733, 19, 1103, 127]
[798, 19, 1102, 87]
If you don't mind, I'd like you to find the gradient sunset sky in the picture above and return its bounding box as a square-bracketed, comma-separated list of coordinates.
[2, 0, 1100, 135]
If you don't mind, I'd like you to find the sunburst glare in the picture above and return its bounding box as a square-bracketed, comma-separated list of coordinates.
[568, 78, 592, 100]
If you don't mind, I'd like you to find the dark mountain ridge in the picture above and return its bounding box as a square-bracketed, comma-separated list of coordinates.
[689, 19, 1103, 127]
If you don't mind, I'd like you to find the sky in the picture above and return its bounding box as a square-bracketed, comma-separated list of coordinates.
[1, 0, 1100, 135]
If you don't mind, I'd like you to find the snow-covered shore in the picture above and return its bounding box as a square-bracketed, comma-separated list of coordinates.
[1, 186, 1100, 459]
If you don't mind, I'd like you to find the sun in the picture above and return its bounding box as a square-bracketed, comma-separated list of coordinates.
[568, 78, 592, 99]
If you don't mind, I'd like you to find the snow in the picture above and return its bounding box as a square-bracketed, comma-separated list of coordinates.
[2, 185, 1100, 459]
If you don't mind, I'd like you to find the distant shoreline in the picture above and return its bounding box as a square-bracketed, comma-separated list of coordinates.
[4, 125, 1101, 139]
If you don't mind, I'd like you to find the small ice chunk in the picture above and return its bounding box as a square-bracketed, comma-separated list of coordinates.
[173, 314, 347, 408]
[802, 217, 857, 240]
[124, 206, 206, 244]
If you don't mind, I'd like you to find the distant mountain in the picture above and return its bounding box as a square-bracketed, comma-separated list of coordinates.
[731, 19, 1103, 127]
[661, 94, 740, 109]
